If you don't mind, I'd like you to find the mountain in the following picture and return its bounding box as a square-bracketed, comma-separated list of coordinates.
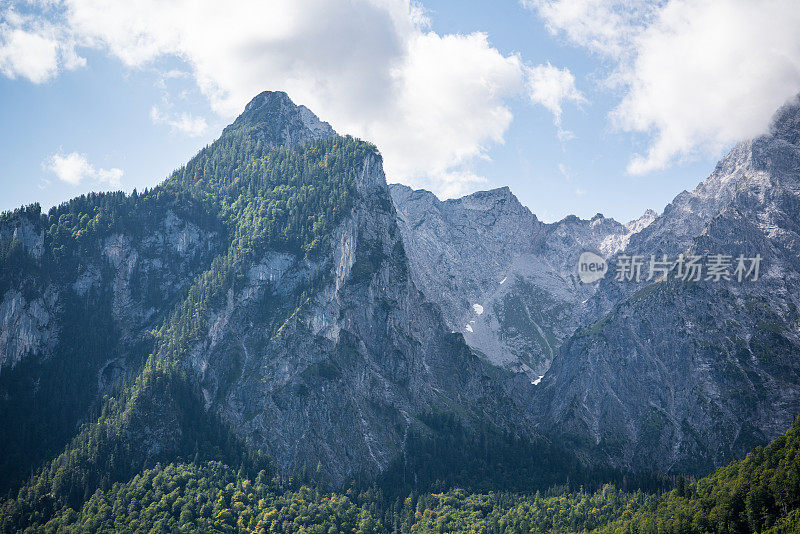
[390, 184, 649, 377]
[1, 92, 576, 528]
[0, 91, 343, 493]
[390, 97, 800, 477]
[171, 117, 534, 487]
[4, 88, 800, 532]
[534, 96, 800, 474]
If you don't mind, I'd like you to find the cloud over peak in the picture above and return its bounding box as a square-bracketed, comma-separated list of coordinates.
[3, 0, 585, 198]
[526, 0, 800, 174]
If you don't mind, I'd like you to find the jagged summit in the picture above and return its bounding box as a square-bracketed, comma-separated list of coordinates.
[619, 96, 800, 261]
[625, 208, 657, 233]
[389, 183, 519, 203]
[768, 94, 800, 146]
[454, 185, 516, 202]
[448, 186, 533, 219]
[531, 93, 800, 476]
[221, 90, 336, 148]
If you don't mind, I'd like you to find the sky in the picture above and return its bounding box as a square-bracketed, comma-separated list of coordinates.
[1, 0, 800, 223]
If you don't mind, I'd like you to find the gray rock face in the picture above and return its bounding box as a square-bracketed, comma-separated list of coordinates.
[6, 89, 800, 488]
[96, 209, 220, 346]
[0, 201, 224, 489]
[222, 90, 336, 148]
[182, 154, 530, 485]
[0, 287, 58, 369]
[391, 96, 800, 475]
[535, 96, 800, 474]
[0, 206, 221, 374]
[390, 185, 641, 377]
[0, 216, 44, 259]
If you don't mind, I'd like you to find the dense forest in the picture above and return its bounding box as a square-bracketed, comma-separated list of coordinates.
[0, 188, 225, 493]
[2, 416, 798, 533]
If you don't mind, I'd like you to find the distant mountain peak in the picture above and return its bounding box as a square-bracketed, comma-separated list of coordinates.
[768, 93, 800, 146]
[625, 208, 657, 234]
[448, 186, 531, 218]
[243, 90, 291, 111]
[222, 90, 336, 148]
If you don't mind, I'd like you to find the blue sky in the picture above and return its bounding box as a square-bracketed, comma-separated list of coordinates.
[1, 0, 799, 223]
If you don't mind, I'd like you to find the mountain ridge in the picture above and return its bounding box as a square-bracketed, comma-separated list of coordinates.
[532, 95, 800, 474]
[0, 90, 571, 527]
[3, 90, 800, 534]
[392, 94, 800, 475]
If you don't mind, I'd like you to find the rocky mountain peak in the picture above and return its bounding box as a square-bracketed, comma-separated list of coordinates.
[622, 96, 800, 261]
[446, 186, 536, 224]
[222, 90, 336, 148]
[243, 90, 291, 112]
[625, 208, 657, 234]
[459, 185, 515, 203]
[768, 94, 800, 146]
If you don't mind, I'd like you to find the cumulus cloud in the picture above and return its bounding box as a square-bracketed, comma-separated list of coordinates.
[616, 0, 800, 174]
[526, 0, 800, 174]
[0, 28, 59, 82]
[0, 6, 85, 83]
[523, 0, 659, 58]
[150, 106, 209, 137]
[525, 63, 586, 139]
[45, 152, 123, 186]
[365, 31, 522, 193]
[2, 0, 584, 198]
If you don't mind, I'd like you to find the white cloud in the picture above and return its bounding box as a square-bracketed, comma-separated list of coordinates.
[150, 106, 209, 137]
[523, 0, 659, 58]
[525, 63, 586, 138]
[526, 0, 800, 174]
[3, 0, 584, 199]
[0, 28, 59, 82]
[616, 0, 800, 174]
[369, 31, 522, 192]
[45, 152, 123, 186]
[0, 6, 85, 83]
